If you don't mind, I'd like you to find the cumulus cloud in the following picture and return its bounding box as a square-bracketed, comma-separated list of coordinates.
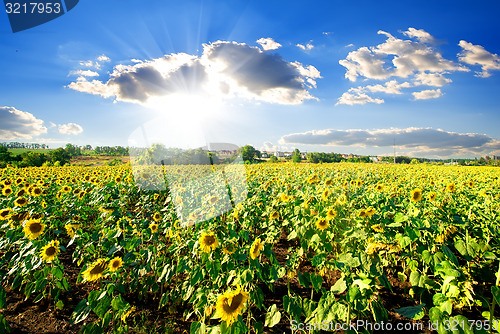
[58, 123, 83, 135]
[0, 106, 47, 140]
[412, 88, 442, 100]
[68, 41, 320, 105]
[297, 43, 314, 51]
[413, 72, 451, 86]
[279, 127, 494, 156]
[261, 141, 279, 152]
[336, 89, 384, 106]
[97, 54, 110, 62]
[402, 28, 436, 44]
[458, 40, 500, 77]
[69, 70, 99, 77]
[256, 38, 282, 51]
[337, 28, 473, 105]
[340, 29, 467, 82]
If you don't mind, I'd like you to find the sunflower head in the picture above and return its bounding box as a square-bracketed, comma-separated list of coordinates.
[326, 208, 337, 219]
[316, 218, 329, 231]
[40, 240, 60, 262]
[223, 243, 237, 255]
[366, 207, 376, 216]
[150, 223, 159, 233]
[199, 232, 219, 253]
[375, 184, 384, 191]
[209, 195, 219, 205]
[109, 257, 123, 272]
[446, 182, 456, 192]
[14, 196, 28, 207]
[1, 187, 13, 196]
[0, 208, 12, 220]
[249, 238, 264, 260]
[410, 188, 423, 202]
[31, 187, 43, 196]
[270, 211, 279, 220]
[82, 259, 108, 282]
[23, 219, 46, 240]
[214, 286, 249, 325]
[152, 212, 162, 222]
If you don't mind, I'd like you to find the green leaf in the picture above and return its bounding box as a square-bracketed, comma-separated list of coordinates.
[450, 315, 474, 334]
[310, 274, 323, 292]
[111, 295, 129, 311]
[393, 303, 425, 320]
[337, 253, 360, 268]
[410, 271, 421, 286]
[70, 299, 92, 325]
[330, 275, 347, 294]
[422, 250, 432, 265]
[441, 245, 458, 266]
[264, 304, 281, 327]
[0, 286, 6, 308]
[56, 300, 64, 310]
[371, 300, 388, 322]
[440, 301, 452, 316]
[190, 321, 206, 334]
[492, 286, 500, 306]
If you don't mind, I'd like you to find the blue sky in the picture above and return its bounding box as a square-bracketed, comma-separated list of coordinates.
[1, 0, 500, 158]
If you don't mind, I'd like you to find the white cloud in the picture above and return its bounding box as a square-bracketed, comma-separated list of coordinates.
[363, 80, 411, 94]
[256, 38, 282, 51]
[68, 41, 320, 105]
[58, 123, 83, 135]
[412, 88, 442, 100]
[297, 43, 314, 51]
[336, 89, 384, 106]
[339, 28, 467, 82]
[97, 54, 110, 62]
[279, 127, 493, 157]
[261, 141, 279, 152]
[79, 60, 94, 67]
[0, 106, 47, 140]
[402, 28, 436, 44]
[69, 69, 99, 77]
[413, 72, 451, 86]
[458, 40, 500, 78]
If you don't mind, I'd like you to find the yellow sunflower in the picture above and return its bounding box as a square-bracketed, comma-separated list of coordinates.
[223, 243, 237, 255]
[65, 224, 80, 238]
[23, 219, 45, 240]
[82, 259, 108, 282]
[214, 286, 249, 325]
[199, 232, 219, 253]
[31, 186, 43, 197]
[0, 208, 12, 220]
[375, 183, 384, 191]
[269, 211, 279, 220]
[358, 210, 367, 218]
[14, 197, 28, 207]
[249, 238, 264, 260]
[40, 240, 60, 262]
[108, 257, 123, 272]
[371, 224, 384, 233]
[410, 188, 423, 202]
[150, 223, 159, 233]
[152, 212, 161, 222]
[1, 186, 13, 196]
[446, 182, 456, 192]
[326, 208, 337, 219]
[366, 207, 376, 216]
[316, 218, 329, 231]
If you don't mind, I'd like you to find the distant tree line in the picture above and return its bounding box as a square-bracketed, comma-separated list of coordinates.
[0, 142, 49, 149]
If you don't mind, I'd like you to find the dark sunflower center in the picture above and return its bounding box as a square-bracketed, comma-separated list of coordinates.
[319, 220, 327, 227]
[90, 263, 106, 275]
[112, 261, 120, 268]
[45, 246, 56, 256]
[204, 235, 215, 245]
[223, 293, 244, 313]
[30, 223, 42, 233]
[413, 192, 420, 200]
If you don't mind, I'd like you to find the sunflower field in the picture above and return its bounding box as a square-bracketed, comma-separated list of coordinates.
[1, 163, 500, 333]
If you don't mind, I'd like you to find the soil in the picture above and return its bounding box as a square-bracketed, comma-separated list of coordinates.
[0, 230, 485, 333]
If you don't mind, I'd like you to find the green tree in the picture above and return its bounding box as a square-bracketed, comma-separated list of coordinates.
[268, 155, 278, 163]
[240, 145, 261, 163]
[51, 148, 71, 166]
[292, 149, 301, 163]
[21, 152, 49, 167]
